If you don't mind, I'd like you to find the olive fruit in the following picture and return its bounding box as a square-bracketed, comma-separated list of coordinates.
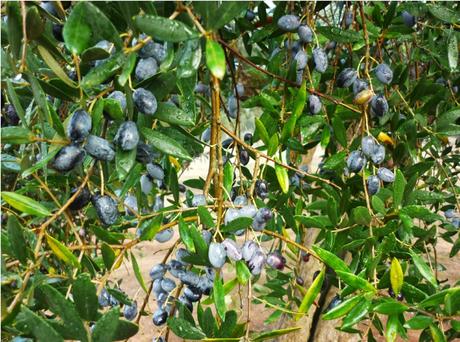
[344, 10, 353, 27]
[367, 175, 380, 195]
[245, 9, 256, 21]
[194, 82, 210, 96]
[239, 205, 257, 218]
[155, 228, 173, 243]
[370, 94, 389, 117]
[208, 242, 227, 268]
[234, 83, 245, 97]
[294, 50, 308, 70]
[354, 89, 374, 105]
[135, 57, 158, 81]
[124, 195, 138, 215]
[346, 150, 366, 173]
[445, 209, 456, 219]
[92, 195, 118, 225]
[337, 68, 358, 88]
[108, 91, 127, 112]
[266, 251, 286, 270]
[370, 144, 385, 165]
[196, 276, 213, 295]
[67, 109, 92, 143]
[68, 186, 91, 210]
[147, 163, 165, 180]
[402, 11, 416, 27]
[312, 48, 328, 73]
[224, 208, 239, 225]
[228, 95, 238, 119]
[255, 180, 269, 199]
[123, 301, 137, 321]
[201, 127, 211, 142]
[234, 195, 248, 206]
[296, 277, 304, 286]
[377, 167, 395, 183]
[222, 238, 243, 261]
[178, 271, 201, 287]
[178, 294, 193, 312]
[242, 240, 258, 262]
[184, 286, 202, 302]
[191, 194, 206, 207]
[222, 138, 234, 149]
[202, 230, 212, 245]
[152, 308, 168, 326]
[239, 148, 249, 165]
[325, 296, 342, 312]
[353, 78, 369, 95]
[298, 25, 313, 43]
[248, 251, 266, 275]
[374, 63, 393, 85]
[309, 94, 322, 114]
[140, 175, 153, 195]
[277, 15, 300, 32]
[361, 136, 377, 157]
[168, 260, 185, 278]
[161, 278, 176, 293]
[4, 104, 20, 126]
[136, 143, 157, 164]
[114, 121, 139, 151]
[98, 288, 111, 307]
[149, 264, 167, 280]
[53, 145, 85, 172]
[85, 135, 115, 161]
[133, 88, 157, 115]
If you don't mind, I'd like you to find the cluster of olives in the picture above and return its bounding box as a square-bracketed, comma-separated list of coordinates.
[346, 135, 395, 195]
[444, 209, 460, 229]
[98, 288, 138, 321]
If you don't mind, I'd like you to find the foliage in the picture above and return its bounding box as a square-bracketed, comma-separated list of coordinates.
[1, 1, 459, 341]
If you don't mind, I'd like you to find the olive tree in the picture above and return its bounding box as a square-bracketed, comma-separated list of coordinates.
[1, 1, 459, 341]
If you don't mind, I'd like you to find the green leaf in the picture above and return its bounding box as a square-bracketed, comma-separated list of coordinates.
[177, 39, 201, 79]
[267, 134, 279, 156]
[436, 108, 460, 136]
[16, 306, 63, 342]
[331, 117, 347, 147]
[221, 217, 254, 232]
[316, 26, 362, 43]
[198, 206, 215, 228]
[208, 2, 248, 30]
[131, 252, 147, 293]
[447, 31, 458, 71]
[167, 317, 206, 340]
[214, 274, 226, 320]
[296, 268, 324, 320]
[281, 80, 306, 141]
[37, 45, 77, 87]
[81, 52, 126, 88]
[113, 320, 139, 340]
[7, 215, 28, 264]
[409, 250, 438, 288]
[118, 53, 136, 87]
[26, 6, 44, 40]
[92, 307, 120, 342]
[6, 1, 22, 60]
[390, 257, 404, 295]
[141, 128, 192, 160]
[393, 169, 406, 209]
[104, 98, 124, 121]
[312, 245, 351, 273]
[427, 4, 459, 23]
[38, 284, 88, 341]
[2, 191, 51, 217]
[236, 260, 251, 285]
[63, 2, 122, 54]
[206, 39, 226, 80]
[134, 15, 198, 42]
[27, 73, 52, 124]
[296, 215, 332, 229]
[223, 162, 234, 199]
[179, 218, 195, 253]
[101, 242, 116, 269]
[46, 234, 80, 269]
[385, 315, 399, 342]
[251, 326, 301, 341]
[189, 224, 209, 261]
[73, 273, 98, 321]
[255, 117, 270, 145]
[6, 79, 27, 126]
[336, 271, 376, 292]
[372, 195, 386, 215]
[155, 102, 195, 127]
[322, 151, 346, 170]
[429, 323, 447, 342]
[352, 206, 372, 226]
[341, 297, 371, 329]
[322, 295, 363, 320]
[373, 300, 408, 314]
[81, 46, 111, 63]
[115, 148, 136, 181]
[404, 315, 433, 330]
[139, 214, 163, 241]
[418, 288, 458, 308]
[0, 126, 34, 144]
[275, 161, 289, 194]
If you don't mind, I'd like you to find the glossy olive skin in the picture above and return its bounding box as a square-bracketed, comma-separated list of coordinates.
[68, 186, 91, 210]
[67, 109, 92, 143]
[92, 195, 118, 225]
[52, 145, 85, 172]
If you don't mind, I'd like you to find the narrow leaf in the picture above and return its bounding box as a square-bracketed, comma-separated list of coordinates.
[206, 39, 226, 80]
[2, 192, 51, 217]
[296, 268, 325, 320]
[390, 257, 404, 295]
